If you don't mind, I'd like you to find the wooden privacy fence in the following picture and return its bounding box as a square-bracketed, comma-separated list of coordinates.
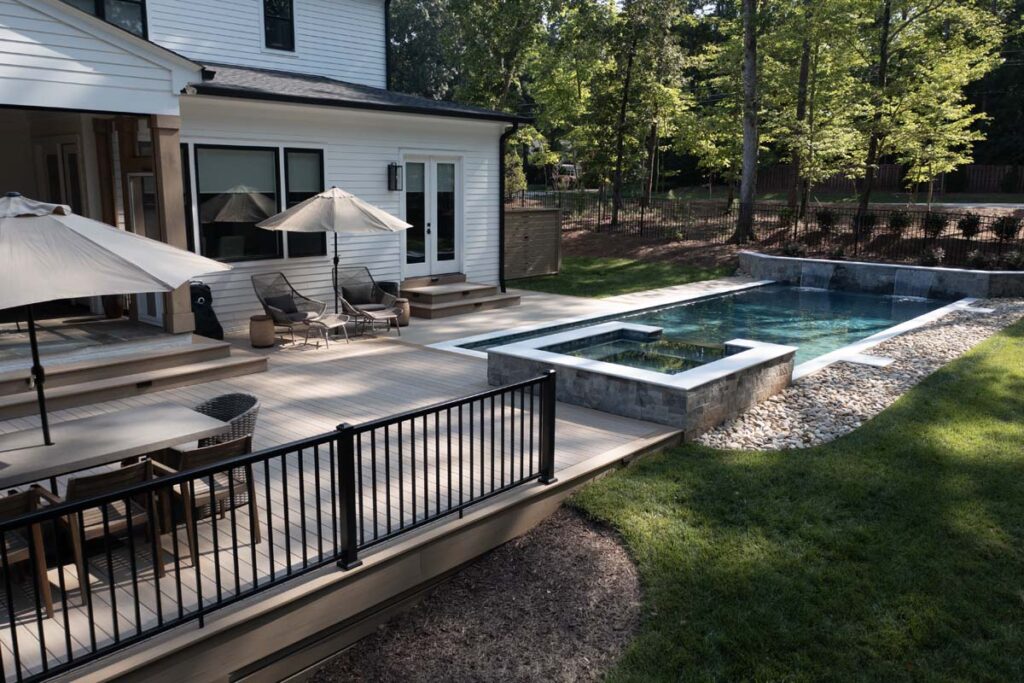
[504, 208, 561, 280]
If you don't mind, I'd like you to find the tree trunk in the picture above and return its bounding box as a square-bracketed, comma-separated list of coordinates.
[643, 122, 658, 207]
[611, 33, 638, 227]
[857, 0, 892, 217]
[734, 0, 759, 243]
[787, 15, 812, 215]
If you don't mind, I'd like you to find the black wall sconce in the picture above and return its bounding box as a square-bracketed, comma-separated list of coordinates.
[387, 162, 403, 191]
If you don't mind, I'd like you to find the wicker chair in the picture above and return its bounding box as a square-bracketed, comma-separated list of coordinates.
[336, 266, 400, 312]
[193, 393, 260, 448]
[251, 272, 327, 345]
[0, 488, 54, 618]
[155, 436, 259, 562]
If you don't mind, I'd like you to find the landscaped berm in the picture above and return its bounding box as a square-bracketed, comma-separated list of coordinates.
[312, 312, 1024, 682]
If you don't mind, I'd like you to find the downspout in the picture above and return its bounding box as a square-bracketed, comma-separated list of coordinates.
[384, 0, 392, 90]
[498, 122, 519, 293]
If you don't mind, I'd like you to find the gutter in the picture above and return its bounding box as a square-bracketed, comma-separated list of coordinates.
[498, 123, 520, 293]
[384, 0, 393, 90]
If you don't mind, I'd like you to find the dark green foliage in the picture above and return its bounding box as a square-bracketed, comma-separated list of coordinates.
[993, 216, 1022, 241]
[781, 241, 807, 257]
[923, 213, 949, 239]
[887, 210, 911, 234]
[957, 213, 982, 240]
[815, 208, 837, 234]
[919, 246, 945, 266]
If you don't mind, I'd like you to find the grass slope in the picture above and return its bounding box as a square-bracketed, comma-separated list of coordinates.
[574, 321, 1024, 681]
[511, 256, 732, 298]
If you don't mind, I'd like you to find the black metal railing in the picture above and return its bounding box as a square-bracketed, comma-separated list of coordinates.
[0, 372, 557, 682]
[505, 190, 1024, 268]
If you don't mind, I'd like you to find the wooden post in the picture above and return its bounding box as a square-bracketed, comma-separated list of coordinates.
[149, 114, 195, 334]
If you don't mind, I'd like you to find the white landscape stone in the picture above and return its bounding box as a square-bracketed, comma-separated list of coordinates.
[696, 299, 1024, 451]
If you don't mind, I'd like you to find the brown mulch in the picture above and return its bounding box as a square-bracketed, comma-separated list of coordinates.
[562, 228, 741, 269]
[308, 508, 641, 683]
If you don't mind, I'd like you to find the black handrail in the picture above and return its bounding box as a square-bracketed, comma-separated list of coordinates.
[0, 371, 557, 683]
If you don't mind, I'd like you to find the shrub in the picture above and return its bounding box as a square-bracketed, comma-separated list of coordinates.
[957, 213, 982, 240]
[826, 245, 846, 260]
[777, 207, 796, 228]
[919, 246, 945, 267]
[966, 249, 995, 270]
[923, 213, 948, 239]
[853, 212, 877, 237]
[816, 208, 837, 234]
[782, 241, 807, 257]
[993, 216, 1022, 241]
[998, 249, 1024, 270]
[887, 210, 911, 234]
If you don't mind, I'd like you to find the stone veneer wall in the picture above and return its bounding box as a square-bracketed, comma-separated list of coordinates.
[738, 251, 1024, 299]
[488, 349, 794, 440]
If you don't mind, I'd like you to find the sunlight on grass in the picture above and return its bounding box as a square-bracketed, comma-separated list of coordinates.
[573, 320, 1024, 681]
[511, 256, 733, 298]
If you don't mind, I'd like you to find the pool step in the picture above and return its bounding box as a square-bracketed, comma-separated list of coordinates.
[401, 280, 520, 319]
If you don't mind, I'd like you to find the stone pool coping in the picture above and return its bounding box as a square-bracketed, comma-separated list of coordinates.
[487, 322, 797, 392]
[430, 279, 773, 359]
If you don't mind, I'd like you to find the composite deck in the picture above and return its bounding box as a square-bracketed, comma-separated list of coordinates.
[0, 336, 676, 681]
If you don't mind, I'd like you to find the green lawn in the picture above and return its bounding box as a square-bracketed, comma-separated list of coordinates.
[510, 256, 733, 298]
[573, 321, 1024, 681]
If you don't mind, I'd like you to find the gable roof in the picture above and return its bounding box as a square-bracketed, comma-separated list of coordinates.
[189, 63, 530, 124]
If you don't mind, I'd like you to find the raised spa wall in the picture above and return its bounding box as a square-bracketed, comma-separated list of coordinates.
[738, 251, 1024, 299]
[487, 323, 796, 439]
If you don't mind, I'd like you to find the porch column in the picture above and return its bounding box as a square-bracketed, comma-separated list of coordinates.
[150, 114, 195, 334]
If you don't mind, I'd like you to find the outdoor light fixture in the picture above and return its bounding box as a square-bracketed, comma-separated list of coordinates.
[387, 162, 403, 191]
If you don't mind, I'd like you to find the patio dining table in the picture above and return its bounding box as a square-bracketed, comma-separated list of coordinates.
[0, 404, 230, 490]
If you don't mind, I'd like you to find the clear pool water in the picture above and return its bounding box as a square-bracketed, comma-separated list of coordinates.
[462, 285, 953, 365]
[544, 335, 730, 375]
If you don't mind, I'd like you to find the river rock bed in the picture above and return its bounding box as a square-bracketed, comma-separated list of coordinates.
[697, 299, 1024, 451]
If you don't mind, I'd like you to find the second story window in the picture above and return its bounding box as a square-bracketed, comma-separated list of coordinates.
[64, 0, 147, 38]
[264, 0, 295, 51]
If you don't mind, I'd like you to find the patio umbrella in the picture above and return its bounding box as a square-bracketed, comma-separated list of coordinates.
[199, 185, 278, 224]
[257, 186, 411, 313]
[0, 192, 231, 446]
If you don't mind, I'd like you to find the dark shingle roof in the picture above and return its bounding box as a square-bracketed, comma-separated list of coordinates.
[189, 63, 528, 124]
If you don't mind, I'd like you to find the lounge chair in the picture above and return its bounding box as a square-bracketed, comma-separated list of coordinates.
[339, 295, 400, 336]
[0, 488, 54, 618]
[336, 266, 400, 312]
[251, 272, 335, 345]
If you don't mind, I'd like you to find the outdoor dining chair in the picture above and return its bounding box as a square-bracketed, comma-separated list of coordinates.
[153, 436, 259, 563]
[44, 461, 169, 596]
[0, 488, 54, 618]
[192, 393, 260, 448]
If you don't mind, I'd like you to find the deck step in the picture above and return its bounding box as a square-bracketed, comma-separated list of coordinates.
[0, 353, 268, 420]
[400, 273, 467, 289]
[0, 339, 232, 397]
[400, 282, 499, 305]
[408, 293, 521, 319]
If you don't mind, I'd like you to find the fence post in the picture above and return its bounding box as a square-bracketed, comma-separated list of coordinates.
[539, 370, 558, 485]
[336, 423, 362, 570]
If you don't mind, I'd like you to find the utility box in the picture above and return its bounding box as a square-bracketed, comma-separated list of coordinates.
[504, 207, 561, 281]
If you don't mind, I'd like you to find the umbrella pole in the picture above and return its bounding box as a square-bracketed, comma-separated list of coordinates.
[25, 305, 52, 446]
[333, 233, 339, 314]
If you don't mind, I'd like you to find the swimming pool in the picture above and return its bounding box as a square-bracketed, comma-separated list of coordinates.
[461, 284, 953, 365]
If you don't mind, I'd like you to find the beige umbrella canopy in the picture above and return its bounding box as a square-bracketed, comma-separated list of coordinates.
[0, 192, 231, 444]
[257, 186, 411, 312]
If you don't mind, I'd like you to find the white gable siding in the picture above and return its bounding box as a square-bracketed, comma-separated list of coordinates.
[0, 0, 196, 114]
[180, 97, 504, 329]
[147, 0, 386, 88]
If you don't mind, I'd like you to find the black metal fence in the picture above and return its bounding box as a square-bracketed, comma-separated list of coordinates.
[506, 191, 1024, 268]
[0, 372, 557, 682]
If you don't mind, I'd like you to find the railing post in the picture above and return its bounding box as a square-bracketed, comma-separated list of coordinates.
[539, 370, 557, 485]
[336, 423, 363, 570]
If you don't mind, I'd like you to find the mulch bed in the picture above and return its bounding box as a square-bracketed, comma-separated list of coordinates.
[562, 228, 741, 269]
[308, 508, 641, 683]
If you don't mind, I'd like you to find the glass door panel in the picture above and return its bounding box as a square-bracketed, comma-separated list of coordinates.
[435, 162, 456, 265]
[405, 161, 427, 273]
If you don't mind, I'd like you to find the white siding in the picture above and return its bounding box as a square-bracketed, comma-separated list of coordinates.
[180, 96, 505, 329]
[147, 0, 386, 88]
[0, 0, 197, 114]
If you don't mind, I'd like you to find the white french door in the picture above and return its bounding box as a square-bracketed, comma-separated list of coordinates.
[403, 157, 460, 278]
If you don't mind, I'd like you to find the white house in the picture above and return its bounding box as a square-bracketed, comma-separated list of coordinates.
[0, 0, 525, 330]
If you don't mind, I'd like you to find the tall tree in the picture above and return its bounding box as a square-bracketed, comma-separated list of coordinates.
[734, 0, 758, 242]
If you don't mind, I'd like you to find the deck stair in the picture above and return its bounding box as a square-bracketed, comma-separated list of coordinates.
[401, 274, 520, 319]
[0, 337, 267, 420]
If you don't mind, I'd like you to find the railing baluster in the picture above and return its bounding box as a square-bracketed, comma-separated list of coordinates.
[0, 531, 23, 682]
[539, 370, 558, 484]
[336, 425, 361, 571]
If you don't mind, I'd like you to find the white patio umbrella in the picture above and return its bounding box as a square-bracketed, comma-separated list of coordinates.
[257, 186, 411, 313]
[0, 192, 232, 445]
